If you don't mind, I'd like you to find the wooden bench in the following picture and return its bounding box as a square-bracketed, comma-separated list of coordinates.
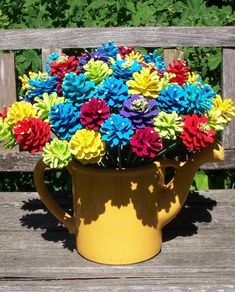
[0, 27, 235, 291]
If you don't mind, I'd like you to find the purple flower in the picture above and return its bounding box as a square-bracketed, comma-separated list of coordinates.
[120, 95, 158, 130]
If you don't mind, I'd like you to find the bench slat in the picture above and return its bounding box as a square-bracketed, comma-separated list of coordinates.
[222, 48, 235, 150]
[0, 27, 234, 50]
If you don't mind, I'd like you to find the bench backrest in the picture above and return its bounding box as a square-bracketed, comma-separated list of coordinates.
[0, 27, 234, 171]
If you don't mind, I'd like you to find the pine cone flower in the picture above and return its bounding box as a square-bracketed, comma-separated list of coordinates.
[34, 93, 65, 121]
[154, 111, 184, 140]
[118, 46, 135, 58]
[96, 41, 119, 58]
[26, 73, 58, 102]
[49, 103, 81, 140]
[69, 129, 106, 165]
[180, 114, 215, 152]
[80, 98, 110, 130]
[130, 127, 163, 158]
[187, 72, 202, 85]
[206, 95, 235, 130]
[62, 73, 96, 110]
[84, 59, 112, 85]
[19, 71, 43, 92]
[43, 138, 72, 169]
[112, 60, 142, 82]
[45, 52, 60, 73]
[120, 95, 158, 130]
[0, 118, 16, 148]
[78, 50, 110, 68]
[96, 76, 128, 108]
[155, 84, 186, 113]
[13, 117, 50, 153]
[0, 106, 7, 120]
[100, 114, 133, 147]
[143, 50, 166, 71]
[7, 101, 37, 126]
[167, 59, 190, 86]
[125, 51, 144, 62]
[126, 67, 161, 98]
[50, 55, 80, 93]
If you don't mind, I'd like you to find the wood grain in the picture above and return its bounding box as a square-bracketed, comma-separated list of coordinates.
[0, 190, 234, 291]
[222, 48, 235, 150]
[163, 48, 184, 65]
[0, 53, 18, 154]
[0, 27, 234, 50]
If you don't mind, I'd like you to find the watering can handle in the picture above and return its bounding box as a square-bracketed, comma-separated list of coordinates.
[34, 158, 75, 234]
[156, 159, 181, 189]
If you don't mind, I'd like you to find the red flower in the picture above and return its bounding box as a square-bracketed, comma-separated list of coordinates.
[167, 59, 190, 86]
[50, 56, 80, 93]
[118, 46, 135, 58]
[0, 106, 7, 120]
[13, 118, 50, 153]
[80, 98, 110, 131]
[180, 114, 215, 152]
[130, 127, 163, 158]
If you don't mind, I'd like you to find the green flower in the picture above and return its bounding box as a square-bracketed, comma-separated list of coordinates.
[84, 59, 112, 84]
[43, 138, 72, 169]
[154, 111, 184, 140]
[0, 118, 16, 148]
[34, 92, 65, 121]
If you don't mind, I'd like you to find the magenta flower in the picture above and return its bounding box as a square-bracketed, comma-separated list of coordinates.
[80, 98, 110, 130]
[130, 127, 163, 158]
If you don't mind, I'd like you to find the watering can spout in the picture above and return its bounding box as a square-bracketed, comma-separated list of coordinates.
[157, 141, 224, 228]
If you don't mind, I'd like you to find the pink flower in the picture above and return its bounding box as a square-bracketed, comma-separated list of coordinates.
[80, 98, 110, 131]
[130, 127, 163, 158]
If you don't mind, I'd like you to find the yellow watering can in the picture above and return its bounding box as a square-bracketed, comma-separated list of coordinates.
[34, 141, 224, 264]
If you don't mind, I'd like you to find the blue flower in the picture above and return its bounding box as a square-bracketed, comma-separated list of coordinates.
[112, 60, 142, 81]
[45, 52, 60, 73]
[49, 103, 82, 140]
[181, 83, 215, 114]
[26, 75, 58, 103]
[100, 114, 133, 147]
[144, 50, 166, 71]
[62, 72, 96, 110]
[96, 76, 129, 108]
[156, 84, 186, 113]
[96, 41, 119, 58]
[78, 50, 110, 68]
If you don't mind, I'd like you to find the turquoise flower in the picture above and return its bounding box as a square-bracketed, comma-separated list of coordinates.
[182, 83, 215, 114]
[45, 52, 60, 73]
[143, 50, 166, 71]
[49, 103, 82, 140]
[97, 41, 119, 58]
[96, 76, 129, 108]
[100, 114, 133, 147]
[156, 84, 186, 113]
[62, 72, 96, 110]
[26, 74, 57, 103]
[112, 60, 142, 81]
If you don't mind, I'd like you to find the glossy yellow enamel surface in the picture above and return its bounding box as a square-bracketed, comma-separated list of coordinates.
[34, 141, 224, 264]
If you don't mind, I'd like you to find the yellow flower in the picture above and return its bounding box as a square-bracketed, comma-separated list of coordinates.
[126, 67, 161, 98]
[125, 51, 144, 62]
[187, 72, 201, 85]
[206, 94, 235, 131]
[69, 129, 106, 165]
[158, 72, 176, 90]
[6, 101, 37, 126]
[19, 71, 43, 91]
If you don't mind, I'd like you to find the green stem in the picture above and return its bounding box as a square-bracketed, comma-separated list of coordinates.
[156, 141, 179, 158]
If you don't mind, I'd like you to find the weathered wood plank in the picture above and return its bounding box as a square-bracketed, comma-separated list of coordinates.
[42, 48, 62, 72]
[222, 48, 235, 150]
[0, 190, 234, 290]
[0, 279, 234, 292]
[163, 48, 184, 65]
[0, 53, 18, 154]
[0, 149, 234, 172]
[0, 27, 234, 50]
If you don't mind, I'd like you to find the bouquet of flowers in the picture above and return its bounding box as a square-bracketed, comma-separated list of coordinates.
[0, 42, 234, 169]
